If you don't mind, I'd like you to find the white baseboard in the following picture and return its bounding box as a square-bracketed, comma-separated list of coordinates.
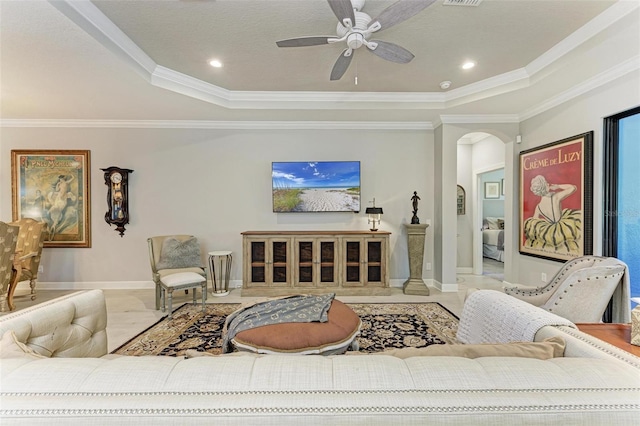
[431, 279, 459, 293]
[36, 279, 245, 291]
[37, 281, 155, 290]
[389, 279, 404, 288]
[34, 279, 437, 291]
[456, 267, 473, 274]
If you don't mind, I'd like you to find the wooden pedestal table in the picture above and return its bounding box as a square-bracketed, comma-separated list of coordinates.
[403, 223, 430, 295]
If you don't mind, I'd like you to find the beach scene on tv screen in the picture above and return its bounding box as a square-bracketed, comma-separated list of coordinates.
[272, 162, 360, 212]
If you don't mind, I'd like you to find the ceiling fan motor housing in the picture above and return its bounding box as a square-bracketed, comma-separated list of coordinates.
[336, 11, 371, 36]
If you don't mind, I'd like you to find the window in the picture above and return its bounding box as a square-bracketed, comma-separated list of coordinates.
[603, 106, 640, 314]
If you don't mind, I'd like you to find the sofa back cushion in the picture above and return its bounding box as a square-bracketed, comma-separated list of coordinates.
[0, 290, 107, 358]
[0, 330, 47, 359]
[371, 337, 565, 359]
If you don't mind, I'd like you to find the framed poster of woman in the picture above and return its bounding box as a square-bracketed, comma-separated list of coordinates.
[519, 132, 593, 262]
[11, 150, 91, 248]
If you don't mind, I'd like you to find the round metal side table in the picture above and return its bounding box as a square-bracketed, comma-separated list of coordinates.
[208, 250, 232, 297]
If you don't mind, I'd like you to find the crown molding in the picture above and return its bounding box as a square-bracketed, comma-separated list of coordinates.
[0, 119, 434, 130]
[48, 0, 638, 112]
[49, 0, 155, 80]
[152, 66, 446, 109]
[519, 55, 640, 121]
[443, 68, 530, 106]
[439, 114, 520, 125]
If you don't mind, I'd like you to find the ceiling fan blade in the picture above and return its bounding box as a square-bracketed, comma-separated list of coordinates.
[368, 0, 436, 32]
[368, 40, 414, 63]
[276, 36, 332, 47]
[330, 49, 353, 81]
[327, 0, 356, 27]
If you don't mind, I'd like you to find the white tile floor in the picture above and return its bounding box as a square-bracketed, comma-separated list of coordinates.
[6, 274, 505, 352]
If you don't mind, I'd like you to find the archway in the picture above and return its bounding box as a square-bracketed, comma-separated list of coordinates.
[433, 121, 518, 292]
[456, 132, 506, 279]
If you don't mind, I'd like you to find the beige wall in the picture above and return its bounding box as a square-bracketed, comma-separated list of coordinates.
[2, 72, 638, 291]
[0, 127, 434, 289]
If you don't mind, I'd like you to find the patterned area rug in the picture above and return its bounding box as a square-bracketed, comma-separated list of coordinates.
[112, 302, 459, 357]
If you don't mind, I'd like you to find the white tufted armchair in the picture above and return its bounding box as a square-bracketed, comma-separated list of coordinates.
[504, 256, 630, 323]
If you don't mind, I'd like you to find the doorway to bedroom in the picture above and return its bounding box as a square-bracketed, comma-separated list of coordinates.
[456, 132, 506, 281]
[479, 169, 505, 281]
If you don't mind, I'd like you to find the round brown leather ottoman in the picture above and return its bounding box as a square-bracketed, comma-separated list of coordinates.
[231, 299, 361, 355]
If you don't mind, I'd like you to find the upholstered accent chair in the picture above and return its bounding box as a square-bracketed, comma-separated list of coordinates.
[0, 221, 19, 312]
[504, 256, 630, 323]
[7, 218, 47, 309]
[147, 235, 207, 310]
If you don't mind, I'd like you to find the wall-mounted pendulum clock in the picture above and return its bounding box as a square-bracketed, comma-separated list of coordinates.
[101, 167, 133, 237]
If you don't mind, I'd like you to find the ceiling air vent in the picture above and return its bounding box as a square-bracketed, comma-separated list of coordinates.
[443, 0, 483, 6]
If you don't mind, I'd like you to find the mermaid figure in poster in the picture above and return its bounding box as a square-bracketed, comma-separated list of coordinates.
[523, 175, 581, 254]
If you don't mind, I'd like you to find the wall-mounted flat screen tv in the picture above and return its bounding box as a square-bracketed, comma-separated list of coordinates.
[272, 161, 360, 213]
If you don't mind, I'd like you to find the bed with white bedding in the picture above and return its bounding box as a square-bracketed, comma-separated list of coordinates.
[482, 217, 504, 262]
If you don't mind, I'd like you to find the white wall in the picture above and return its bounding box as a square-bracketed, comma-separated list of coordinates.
[0, 127, 434, 288]
[456, 145, 473, 270]
[515, 71, 640, 286]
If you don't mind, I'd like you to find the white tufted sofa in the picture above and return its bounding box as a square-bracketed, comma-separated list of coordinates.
[1, 290, 639, 425]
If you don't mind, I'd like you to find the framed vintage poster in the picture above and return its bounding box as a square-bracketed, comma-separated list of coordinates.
[519, 132, 593, 262]
[12, 150, 91, 248]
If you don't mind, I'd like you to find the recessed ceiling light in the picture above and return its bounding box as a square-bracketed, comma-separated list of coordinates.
[209, 59, 223, 68]
[461, 61, 475, 70]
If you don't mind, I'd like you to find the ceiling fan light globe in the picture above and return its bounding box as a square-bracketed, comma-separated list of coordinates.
[347, 33, 365, 49]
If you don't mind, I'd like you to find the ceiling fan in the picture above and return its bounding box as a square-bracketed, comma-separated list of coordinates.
[276, 0, 436, 81]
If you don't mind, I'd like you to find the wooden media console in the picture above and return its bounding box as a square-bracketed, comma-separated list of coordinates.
[241, 231, 391, 296]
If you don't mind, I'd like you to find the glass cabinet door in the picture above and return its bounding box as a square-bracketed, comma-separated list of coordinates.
[344, 239, 363, 286]
[296, 240, 314, 286]
[271, 240, 289, 284]
[319, 240, 336, 284]
[250, 241, 266, 283]
[366, 240, 383, 283]
[294, 239, 337, 287]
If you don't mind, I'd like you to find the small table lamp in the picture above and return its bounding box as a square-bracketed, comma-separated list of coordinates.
[365, 198, 383, 231]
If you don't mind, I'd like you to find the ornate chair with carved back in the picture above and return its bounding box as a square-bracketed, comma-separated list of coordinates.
[7, 218, 47, 309]
[0, 221, 19, 312]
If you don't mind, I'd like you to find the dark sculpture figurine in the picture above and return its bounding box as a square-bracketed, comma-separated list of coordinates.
[411, 191, 421, 224]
